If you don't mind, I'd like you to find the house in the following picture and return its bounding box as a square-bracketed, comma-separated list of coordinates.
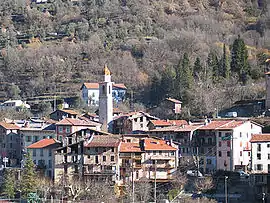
[216, 120, 262, 172]
[250, 134, 270, 198]
[27, 138, 61, 179]
[165, 98, 182, 114]
[49, 109, 80, 121]
[112, 111, 158, 134]
[0, 122, 21, 167]
[81, 82, 127, 106]
[54, 132, 120, 183]
[148, 119, 188, 130]
[55, 118, 102, 143]
[149, 124, 202, 166]
[0, 100, 30, 109]
[119, 138, 178, 184]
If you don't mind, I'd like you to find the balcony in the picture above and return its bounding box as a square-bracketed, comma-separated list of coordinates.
[84, 169, 116, 175]
[150, 155, 173, 160]
[119, 153, 142, 159]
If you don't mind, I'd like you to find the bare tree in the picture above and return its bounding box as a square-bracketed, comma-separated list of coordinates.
[36, 176, 53, 202]
[194, 177, 214, 193]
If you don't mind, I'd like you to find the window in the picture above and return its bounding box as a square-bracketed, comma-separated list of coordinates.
[268, 154, 270, 160]
[9, 143, 12, 148]
[33, 149, 36, 157]
[268, 164, 270, 173]
[240, 151, 242, 156]
[127, 139, 131, 143]
[218, 142, 221, 147]
[153, 151, 156, 155]
[182, 148, 185, 153]
[257, 164, 263, 171]
[59, 127, 63, 133]
[40, 149, 44, 157]
[49, 150, 52, 157]
[218, 151, 222, 157]
[159, 151, 162, 155]
[111, 156, 115, 162]
[219, 132, 222, 137]
[111, 148, 115, 152]
[257, 153, 261, 160]
[171, 151, 174, 156]
[208, 138, 212, 145]
[258, 144, 261, 152]
[227, 141, 230, 147]
[140, 117, 143, 122]
[109, 85, 111, 94]
[103, 156, 106, 162]
[227, 151, 230, 157]
[240, 132, 242, 137]
[95, 156, 98, 164]
[48, 160, 52, 168]
[248, 152, 251, 156]
[66, 127, 70, 133]
[10, 136, 12, 141]
[268, 144, 270, 148]
[207, 159, 212, 164]
[95, 148, 98, 152]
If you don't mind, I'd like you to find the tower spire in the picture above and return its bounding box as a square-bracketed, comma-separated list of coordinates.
[104, 64, 111, 82]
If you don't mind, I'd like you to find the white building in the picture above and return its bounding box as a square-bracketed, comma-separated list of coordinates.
[216, 120, 262, 171]
[250, 134, 270, 173]
[1, 100, 30, 109]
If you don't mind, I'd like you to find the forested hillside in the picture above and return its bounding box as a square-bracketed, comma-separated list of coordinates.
[0, 0, 270, 116]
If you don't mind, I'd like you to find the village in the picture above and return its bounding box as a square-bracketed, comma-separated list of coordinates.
[0, 65, 270, 203]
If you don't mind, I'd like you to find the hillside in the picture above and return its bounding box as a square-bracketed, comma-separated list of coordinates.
[0, 0, 269, 116]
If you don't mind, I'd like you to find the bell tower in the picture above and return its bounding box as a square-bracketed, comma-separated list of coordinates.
[99, 64, 113, 132]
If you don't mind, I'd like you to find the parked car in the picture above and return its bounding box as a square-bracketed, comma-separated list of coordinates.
[237, 171, 249, 178]
[187, 170, 203, 177]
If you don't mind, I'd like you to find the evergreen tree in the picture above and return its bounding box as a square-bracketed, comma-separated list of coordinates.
[1, 169, 16, 199]
[207, 51, 219, 82]
[160, 66, 176, 98]
[193, 57, 203, 79]
[180, 53, 193, 89]
[220, 43, 230, 79]
[230, 36, 250, 83]
[21, 152, 37, 199]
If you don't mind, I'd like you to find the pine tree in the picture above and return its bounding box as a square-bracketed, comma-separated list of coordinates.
[220, 43, 230, 79]
[193, 57, 203, 79]
[1, 169, 16, 199]
[181, 53, 193, 89]
[160, 66, 176, 98]
[230, 36, 250, 83]
[207, 51, 219, 83]
[21, 152, 37, 199]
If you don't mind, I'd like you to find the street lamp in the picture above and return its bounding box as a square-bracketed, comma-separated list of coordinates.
[225, 176, 228, 203]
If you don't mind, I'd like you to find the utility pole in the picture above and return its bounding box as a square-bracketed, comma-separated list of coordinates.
[197, 147, 200, 176]
[225, 176, 228, 203]
[154, 159, 157, 203]
[132, 154, 135, 203]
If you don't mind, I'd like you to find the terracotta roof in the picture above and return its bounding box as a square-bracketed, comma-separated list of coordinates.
[120, 142, 142, 152]
[168, 120, 188, 126]
[150, 125, 200, 132]
[0, 122, 20, 130]
[144, 138, 177, 151]
[265, 72, 270, 75]
[198, 120, 232, 130]
[56, 118, 101, 126]
[150, 120, 171, 127]
[27, 138, 59, 149]
[166, 98, 182, 104]
[250, 134, 270, 142]
[85, 135, 120, 147]
[60, 109, 79, 115]
[82, 83, 127, 90]
[216, 121, 245, 130]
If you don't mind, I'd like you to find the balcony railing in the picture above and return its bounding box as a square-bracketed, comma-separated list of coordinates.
[84, 170, 116, 175]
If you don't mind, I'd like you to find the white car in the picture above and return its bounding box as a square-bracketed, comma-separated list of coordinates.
[187, 170, 203, 177]
[238, 171, 249, 178]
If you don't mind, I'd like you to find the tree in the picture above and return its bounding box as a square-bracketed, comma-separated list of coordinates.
[21, 152, 37, 199]
[1, 169, 16, 199]
[180, 53, 193, 89]
[230, 36, 250, 83]
[193, 57, 203, 80]
[36, 176, 53, 202]
[220, 43, 230, 79]
[207, 51, 219, 83]
[194, 177, 214, 193]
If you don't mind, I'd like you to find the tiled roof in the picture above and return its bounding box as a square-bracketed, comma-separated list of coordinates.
[85, 135, 120, 147]
[60, 109, 79, 115]
[216, 121, 245, 130]
[198, 120, 232, 130]
[56, 118, 101, 126]
[150, 125, 200, 132]
[0, 122, 20, 130]
[120, 142, 142, 152]
[250, 134, 270, 142]
[27, 138, 59, 149]
[168, 120, 188, 126]
[265, 72, 270, 75]
[166, 98, 182, 104]
[82, 83, 127, 90]
[150, 120, 171, 127]
[144, 138, 177, 151]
